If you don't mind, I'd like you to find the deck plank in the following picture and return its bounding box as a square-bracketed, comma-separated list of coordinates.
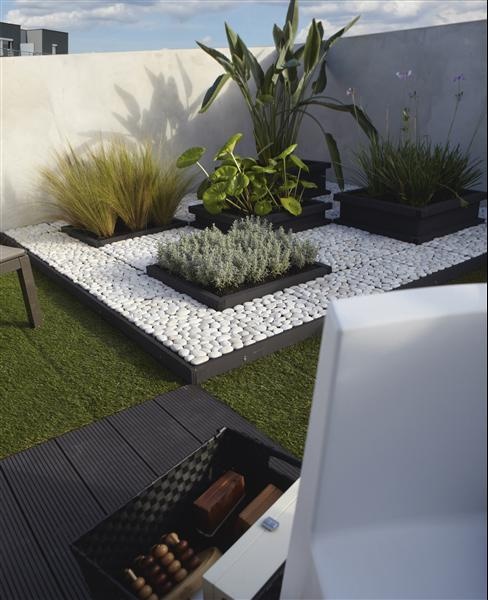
[57, 418, 156, 514]
[0, 387, 299, 600]
[0, 469, 64, 600]
[1, 440, 104, 600]
[107, 399, 201, 474]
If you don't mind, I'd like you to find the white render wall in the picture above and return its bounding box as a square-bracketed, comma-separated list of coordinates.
[1, 20, 486, 230]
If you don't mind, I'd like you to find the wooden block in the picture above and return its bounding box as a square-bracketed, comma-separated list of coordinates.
[193, 470, 245, 534]
[235, 484, 283, 534]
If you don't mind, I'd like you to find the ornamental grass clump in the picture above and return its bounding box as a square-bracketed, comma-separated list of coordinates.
[157, 217, 318, 293]
[41, 142, 192, 237]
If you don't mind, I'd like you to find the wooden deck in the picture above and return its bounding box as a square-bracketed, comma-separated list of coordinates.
[0, 385, 300, 600]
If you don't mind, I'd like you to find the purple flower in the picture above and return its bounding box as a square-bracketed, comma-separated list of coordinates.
[346, 87, 354, 96]
[453, 73, 466, 82]
[396, 70, 412, 80]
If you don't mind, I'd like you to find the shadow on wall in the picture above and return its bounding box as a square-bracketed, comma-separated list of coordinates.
[77, 57, 258, 165]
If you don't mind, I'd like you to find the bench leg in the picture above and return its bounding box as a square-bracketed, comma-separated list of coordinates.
[17, 255, 42, 328]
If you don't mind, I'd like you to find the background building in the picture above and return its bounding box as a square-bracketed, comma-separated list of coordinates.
[0, 22, 68, 56]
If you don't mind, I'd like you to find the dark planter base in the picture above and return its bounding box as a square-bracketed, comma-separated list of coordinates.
[335, 188, 486, 244]
[189, 199, 332, 233]
[301, 159, 331, 199]
[146, 262, 332, 310]
[1, 232, 485, 385]
[61, 219, 187, 247]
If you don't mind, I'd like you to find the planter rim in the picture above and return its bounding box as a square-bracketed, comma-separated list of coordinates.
[147, 261, 332, 310]
[61, 219, 188, 247]
[335, 187, 486, 217]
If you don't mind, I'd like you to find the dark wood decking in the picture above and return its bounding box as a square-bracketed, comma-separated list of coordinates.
[0, 386, 300, 600]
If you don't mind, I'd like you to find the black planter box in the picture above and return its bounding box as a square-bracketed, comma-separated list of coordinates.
[62, 219, 187, 247]
[147, 262, 332, 310]
[71, 427, 300, 600]
[335, 188, 486, 244]
[189, 198, 332, 233]
[301, 159, 331, 199]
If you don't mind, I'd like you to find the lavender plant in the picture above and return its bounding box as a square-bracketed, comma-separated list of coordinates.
[157, 217, 318, 293]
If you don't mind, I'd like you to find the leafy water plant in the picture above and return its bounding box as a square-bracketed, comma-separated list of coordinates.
[197, 0, 377, 188]
[177, 133, 316, 216]
[41, 142, 192, 237]
[157, 217, 318, 292]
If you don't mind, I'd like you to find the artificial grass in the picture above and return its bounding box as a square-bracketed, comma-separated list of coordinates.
[0, 264, 486, 459]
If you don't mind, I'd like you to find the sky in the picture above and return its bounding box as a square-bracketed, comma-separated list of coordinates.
[1, 0, 487, 54]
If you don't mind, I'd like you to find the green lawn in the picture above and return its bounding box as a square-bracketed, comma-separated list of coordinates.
[0, 265, 485, 459]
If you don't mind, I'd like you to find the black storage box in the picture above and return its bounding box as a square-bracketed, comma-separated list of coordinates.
[71, 428, 300, 600]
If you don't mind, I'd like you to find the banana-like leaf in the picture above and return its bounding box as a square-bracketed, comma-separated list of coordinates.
[285, 0, 299, 41]
[304, 99, 378, 141]
[214, 133, 244, 160]
[273, 24, 285, 49]
[176, 146, 206, 168]
[226, 172, 249, 196]
[277, 143, 298, 160]
[199, 73, 231, 113]
[197, 42, 233, 71]
[254, 199, 273, 215]
[289, 154, 309, 171]
[312, 60, 327, 94]
[225, 23, 239, 55]
[280, 196, 302, 215]
[317, 20, 324, 39]
[324, 132, 344, 190]
[239, 39, 264, 87]
[281, 58, 300, 69]
[211, 165, 238, 181]
[322, 15, 360, 54]
[257, 93, 274, 104]
[303, 19, 321, 73]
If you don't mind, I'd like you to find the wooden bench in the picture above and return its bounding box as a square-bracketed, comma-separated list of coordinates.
[0, 245, 42, 327]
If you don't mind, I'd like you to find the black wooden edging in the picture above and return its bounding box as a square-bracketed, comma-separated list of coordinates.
[1, 232, 485, 384]
[61, 219, 188, 248]
[146, 262, 332, 310]
[0, 232, 325, 383]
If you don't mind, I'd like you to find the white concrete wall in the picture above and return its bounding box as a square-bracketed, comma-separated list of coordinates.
[1, 20, 486, 230]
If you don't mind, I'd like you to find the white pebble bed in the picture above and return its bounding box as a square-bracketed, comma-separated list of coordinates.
[5, 188, 487, 367]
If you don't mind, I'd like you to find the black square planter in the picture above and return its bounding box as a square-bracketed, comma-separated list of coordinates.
[301, 159, 331, 199]
[61, 219, 187, 247]
[335, 188, 486, 244]
[189, 198, 332, 233]
[146, 262, 332, 310]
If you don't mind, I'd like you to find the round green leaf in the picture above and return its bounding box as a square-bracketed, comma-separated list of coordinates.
[289, 154, 309, 172]
[254, 200, 273, 216]
[227, 172, 250, 196]
[203, 196, 226, 215]
[214, 133, 244, 160]
[280, 196, 302, 216]
[203, 181, 228, 201]
[211, 165, 238, 181]
[276, 144, 298, 160]
[176, 146, 206, 168]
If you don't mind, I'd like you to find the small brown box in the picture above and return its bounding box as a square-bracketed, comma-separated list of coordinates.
[235, 484, 283, 534]
[193, 470, 245, 534]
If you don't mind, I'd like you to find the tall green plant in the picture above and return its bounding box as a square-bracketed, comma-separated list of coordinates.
[197, 0, 377, 188]
[40, 146, 117, 238]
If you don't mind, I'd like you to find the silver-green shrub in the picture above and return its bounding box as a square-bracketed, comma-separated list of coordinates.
[157, 217, 318, 292]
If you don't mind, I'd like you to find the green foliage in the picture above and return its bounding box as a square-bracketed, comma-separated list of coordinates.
[40, 145, 118, 238]
[41, 142, 191, 236]
[197, 0, 377, 188]
[177, 133, 316, 216]
[157, 217, 318, 292]
[355, 138, 483, 206]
